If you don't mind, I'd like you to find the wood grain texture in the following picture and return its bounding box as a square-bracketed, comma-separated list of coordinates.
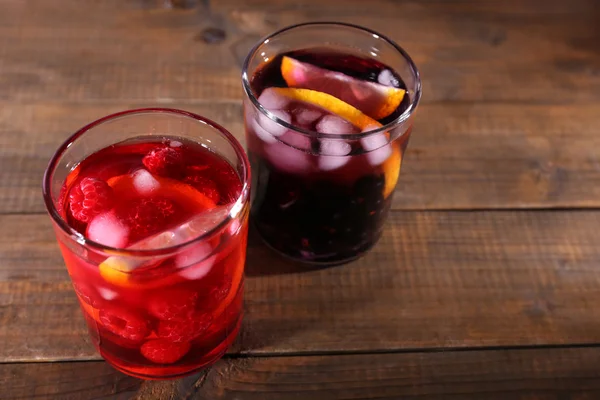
[153, 348, 600, 399]
[4, 347, 600, 399]
[0, 0, 599, 104]
[1, 0, 600, 397]
[0, 361, 140, 400]
[2, 210, 600, 362]
[2, 103, 600, 213]
[2, 0, 600, 213]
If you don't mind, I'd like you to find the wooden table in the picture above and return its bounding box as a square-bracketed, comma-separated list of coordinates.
[2, 0, 600, 398]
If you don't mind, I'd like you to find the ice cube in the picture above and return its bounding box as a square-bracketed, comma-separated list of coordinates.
[280, 131, 312, 151]
[258, 87, 290, 110]
[317, 139, 351, 171]
[361, 132, 392, 166]
[361, 131, 388, 151]
[257, 109, 291, 137]
[169, 140, 183, 148]
[133, 231, 177, 250]
[251, 119, 278, 144]
[378, 69, 400, 88]
[176, 241, 216, 280]
[293, 107, 322, 126]
[87, 212, 130, 248]
[318, 156, 349, 171]
[179, 255, 216, 280]
[176, 241, 212, 269]
[320, 139, 351, 156]
[264, 142, 313, 175]
[98, 206, 232, 274]
[183, 205, 232, 236]
[98, 287, 118, 301]
[316, 115, 358, 135]
[132, 169, 160, 195]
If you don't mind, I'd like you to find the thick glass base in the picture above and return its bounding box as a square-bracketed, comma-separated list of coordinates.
[99, 319, 241, 380]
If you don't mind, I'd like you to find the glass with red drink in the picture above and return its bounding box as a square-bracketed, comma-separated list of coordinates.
[242, 22, 421, 265]
[42, 108, 250, 380]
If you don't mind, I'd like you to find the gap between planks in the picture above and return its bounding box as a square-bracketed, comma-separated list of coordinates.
[6, 341, 600, 365]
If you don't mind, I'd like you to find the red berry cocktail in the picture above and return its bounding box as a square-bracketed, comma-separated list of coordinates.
[42, 109, 250, 380]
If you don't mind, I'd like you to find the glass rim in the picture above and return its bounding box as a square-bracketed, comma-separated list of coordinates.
[42, 107, 251, 258]
[241, 21, 422, 140]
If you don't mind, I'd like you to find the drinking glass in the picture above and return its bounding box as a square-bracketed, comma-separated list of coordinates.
[242, 22, 421, 265]
[42, 108, 251, 379]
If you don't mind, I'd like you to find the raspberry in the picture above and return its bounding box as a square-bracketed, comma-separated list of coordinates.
[141, 339, 191, 364]
[156, 313, 212, 342]
[120, 197, 177, 241]
[148, 288, 198, 321]
[69, 177, 114, 223]
[101, 327, 146, 349]
[183, 172, 220, 204]
[142, 146, 184, 177]
[98, 307, 149, 342]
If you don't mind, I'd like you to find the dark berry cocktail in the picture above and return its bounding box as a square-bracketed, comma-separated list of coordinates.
[43, 109, 250, 380]
[242, 23, 421, 265]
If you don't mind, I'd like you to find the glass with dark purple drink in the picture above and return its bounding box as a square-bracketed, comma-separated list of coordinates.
[242, 22, 421, 265]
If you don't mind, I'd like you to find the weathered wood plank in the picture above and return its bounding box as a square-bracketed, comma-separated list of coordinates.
[2, 0, 599, 212]
[0, 361, 140, 400]
[4, 347, 600, 399]
[2, 102, 600, 214]
[2, 210, 600, 361]
[0, 0, 598, 104]
[151, 347, 600, 399]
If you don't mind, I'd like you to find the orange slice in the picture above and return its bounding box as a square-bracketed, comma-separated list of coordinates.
[271, 87, 383, 131]
[212, 227, 247, 318]
[281, 56, 405, 120]
[98, 174, 217, 287]
[382, 143, 402, 199]
[78, 296, 101, 325]
[107, 174, 216, 211]
[99, 265, 130, 287]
